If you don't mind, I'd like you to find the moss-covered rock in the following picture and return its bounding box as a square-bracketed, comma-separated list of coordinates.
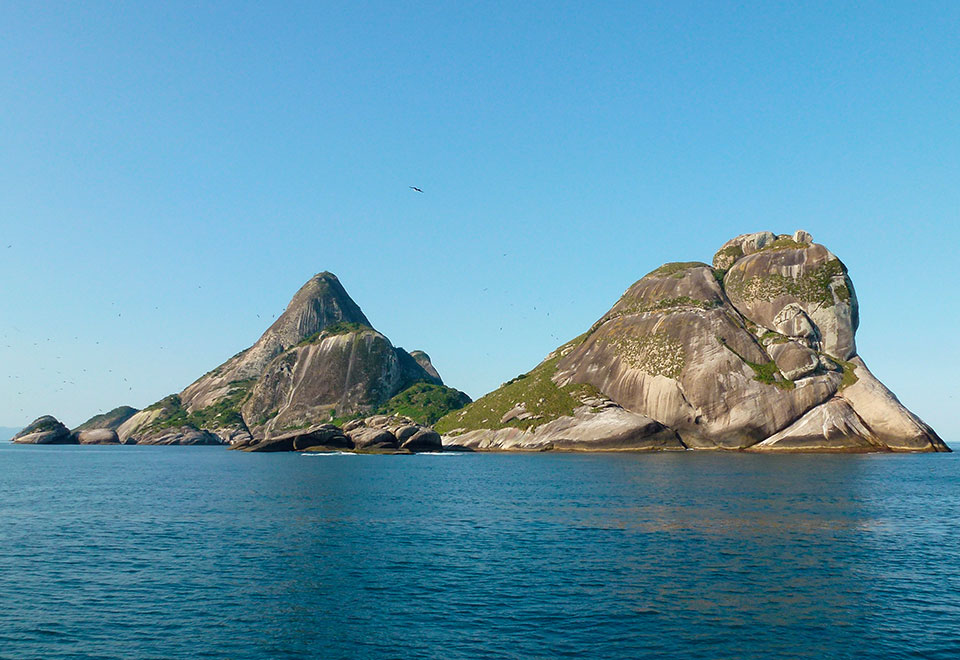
[723, 241, 858, 360]
[375, 382, 471, 425]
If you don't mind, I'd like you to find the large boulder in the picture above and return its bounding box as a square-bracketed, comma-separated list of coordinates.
[399, 428, 442, 452]
[11, 416, 73, 444]
[74, 429, 121, 445]
[348, 426, 399, 450]
[240, 424, 352, 452]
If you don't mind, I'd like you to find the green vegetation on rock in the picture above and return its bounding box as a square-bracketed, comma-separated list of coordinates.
[760, 331, 791, 345]
[838, 359, 859, 390]
[716, 336, 795, 390]
[435, 339, 600, 435]
[757, 237, 810, 252]
[618, 296, 722, 316]
[726, 259, 849, 306]
[374, 382, 471, 425]
[647, 261, 711, 279]
[26, 417, 62, 434]
[298, 322, 372, 346]
[145, 379, 256, 432]
[75, 405, 138, 431]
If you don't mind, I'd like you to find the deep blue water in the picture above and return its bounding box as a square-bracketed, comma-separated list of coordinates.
[1, 445, 958, 660]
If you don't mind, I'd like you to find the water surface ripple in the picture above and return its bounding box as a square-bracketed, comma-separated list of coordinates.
[1, 445, 958, 659]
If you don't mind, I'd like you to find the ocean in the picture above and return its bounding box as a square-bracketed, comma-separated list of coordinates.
[1, 444, 957, 659]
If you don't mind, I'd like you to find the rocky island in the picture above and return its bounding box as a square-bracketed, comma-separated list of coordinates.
[15, 272, 470, 452]
[436, 231, 948, 453]
[12, 233, 948, 453]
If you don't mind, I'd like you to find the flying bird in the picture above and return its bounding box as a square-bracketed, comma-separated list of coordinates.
[409, 186, 424, 193]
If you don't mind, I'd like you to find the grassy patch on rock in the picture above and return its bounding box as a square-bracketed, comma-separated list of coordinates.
[375, 382, 472, 425]
[144, 379, 256, 432]
[298, 322, 372, 346]
[646, 261, 711, 279]
[716, 336, 795, 390]
[757, 237, 810, 252]
[435, 340, 600, 435]
[837, 359, 859, 390]
[726, 259, 849, 306]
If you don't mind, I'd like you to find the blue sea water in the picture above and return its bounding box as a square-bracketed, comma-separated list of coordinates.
[0, 444, 958, 660]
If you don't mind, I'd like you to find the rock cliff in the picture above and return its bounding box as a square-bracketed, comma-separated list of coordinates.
[438, 231, 948, 453]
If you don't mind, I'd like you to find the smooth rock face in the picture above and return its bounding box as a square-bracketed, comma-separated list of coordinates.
[11, 416, 73, 445]
[409, 350, 443, 384]
[751, 399, 880, 452]
[74, 429, 121, 445]
[838, 358, 949, 451]
[242, 330, 436, 438]
[441, 231, 946, 453]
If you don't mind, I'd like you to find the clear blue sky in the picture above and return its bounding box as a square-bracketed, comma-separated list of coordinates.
[1, 1, 957, 439]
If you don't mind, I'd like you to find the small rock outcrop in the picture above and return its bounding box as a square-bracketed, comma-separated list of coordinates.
[236, 414, 442, 453]
[74, 429, 121, 445]
[238, 424, 352, 452]
[438, 231, 947, 453]
[12, 416, 73, 444]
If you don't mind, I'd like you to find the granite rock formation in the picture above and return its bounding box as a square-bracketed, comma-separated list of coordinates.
[11, 416, 73, 444]
[118, 272, 468, 448]
[438, 231, 947, 453]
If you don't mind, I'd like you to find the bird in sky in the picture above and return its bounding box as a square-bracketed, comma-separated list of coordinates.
[409, 186, 424, 193]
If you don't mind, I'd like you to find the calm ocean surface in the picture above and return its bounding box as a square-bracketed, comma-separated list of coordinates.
[0, 444, 958, 660]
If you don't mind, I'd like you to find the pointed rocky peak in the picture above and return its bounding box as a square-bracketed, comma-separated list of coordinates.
[228, 272, 372, 380]
[179, 271, 374, 411]
[266, 272, 372, 348]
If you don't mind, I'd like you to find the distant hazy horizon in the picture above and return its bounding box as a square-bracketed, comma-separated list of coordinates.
[2, 2, 958, 440]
